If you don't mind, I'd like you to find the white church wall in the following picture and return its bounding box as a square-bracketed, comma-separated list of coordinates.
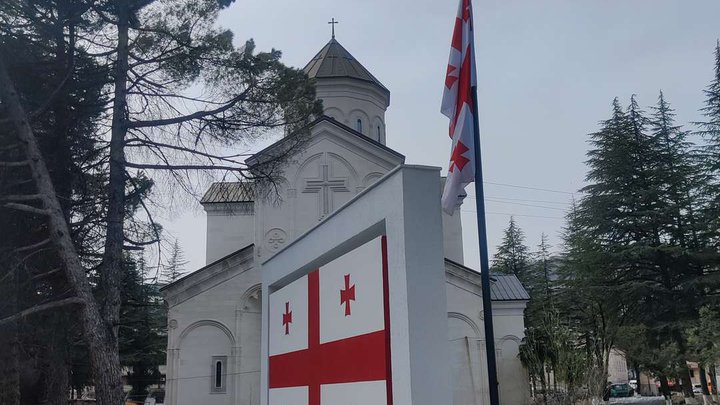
[442, 208, 465, 264]
[448, 313, 485, 405]
[175, 322, 234, 405]
[492, 302, 530, 405]
[315, 78, 389, 142]
[445, 269, 530, 405]
[164, 248, 261, 405]
[446, 273, 489, 404]
[254, 122, 402, 262]
[204, 202, 255, 264]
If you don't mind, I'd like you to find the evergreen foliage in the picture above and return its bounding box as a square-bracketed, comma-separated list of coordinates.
[492, 217, 530, 280]
[1, 0, 321, 402]
[119, 255, 167, 400]
[162, 239, 188, 283]
[698, 41, 720, 247]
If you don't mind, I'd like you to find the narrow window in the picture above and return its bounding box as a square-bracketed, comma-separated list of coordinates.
[215, 361, 222, 388]
[210, 355, 227, 393]
[377, 125, 382, 141]
[356, 118, 363, 133]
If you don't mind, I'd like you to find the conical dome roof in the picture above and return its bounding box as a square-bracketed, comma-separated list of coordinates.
[303, 38, 389, 95]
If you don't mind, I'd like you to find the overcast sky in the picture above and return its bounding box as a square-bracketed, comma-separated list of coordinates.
[161, 0, 720, 274]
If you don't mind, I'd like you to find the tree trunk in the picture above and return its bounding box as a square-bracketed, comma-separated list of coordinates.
[659, 374, 672, 399]
[41, 343, 70, 405]
[709, 366, 719, 403]
[0, 54, 124, 405]
[699, 366, 713, 405]
[0, 264, 21, 405]
[540, 365, 548, 404]
[679, 363, 696, 404]
[531, 375, 537, 400]
[96, 0, 130, 364]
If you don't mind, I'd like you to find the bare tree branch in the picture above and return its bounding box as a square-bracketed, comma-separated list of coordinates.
[126, 88, 250, 128]
[125, 162, 251, 174]
[31, 267, 63, 281]
[14, 238, 51, 253]
[0, 297, 84, 327]
[0, 160, 29, 167]
[4, 203, 51, 216]
[1, 194, 44, 202]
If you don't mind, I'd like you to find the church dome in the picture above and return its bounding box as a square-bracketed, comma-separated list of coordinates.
[303, 38, 390, 144]
[303, 38, 390, 98]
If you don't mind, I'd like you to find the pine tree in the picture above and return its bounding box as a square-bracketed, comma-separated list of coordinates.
[698, 40, 720, 245]
[534, 234, 553, 300]
[163, 239, 188, 283]
[492, 217, 530, 280]
[649, 91, 703, 249]
[120, 254, 167, 400]
[557, 98, 659, 400]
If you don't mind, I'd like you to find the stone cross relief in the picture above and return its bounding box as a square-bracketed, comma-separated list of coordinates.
[302, 162, 349, 220]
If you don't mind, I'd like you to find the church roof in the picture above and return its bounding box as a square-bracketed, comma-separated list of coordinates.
[303, 38, 389, 95]
[201, 181, 255, 204]
[246, 115, 404, 167]
[490, 274, 531, 301]
[444, 258, 530, 301]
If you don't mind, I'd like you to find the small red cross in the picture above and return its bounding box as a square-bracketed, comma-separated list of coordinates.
[340, 274, 356, 316]
[282, 302, 292, 335]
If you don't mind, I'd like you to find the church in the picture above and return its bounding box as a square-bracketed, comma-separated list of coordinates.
[161, 35, 530, 405]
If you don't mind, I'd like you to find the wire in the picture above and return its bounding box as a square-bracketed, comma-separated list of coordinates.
[461, 209, 565, 220]
[482, 181, 578, 195]
[473, 195, 572, 206]
[483, 199, 568, 212]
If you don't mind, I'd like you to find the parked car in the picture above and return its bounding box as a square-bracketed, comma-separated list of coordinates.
[628, 379, 638, 391]
[143, 389, 164, 405]
[609, 383, 635, 398]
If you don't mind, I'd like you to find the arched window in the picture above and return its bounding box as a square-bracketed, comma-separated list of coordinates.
[215, 361, 222, 388]
[356, 118, 363, 133]
[211, 355, 227, 393]
[377, 125, 382, 141]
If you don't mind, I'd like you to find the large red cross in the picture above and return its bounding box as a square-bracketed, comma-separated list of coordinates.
[269, 236, 393, 405]
[340, 274, 355, 316]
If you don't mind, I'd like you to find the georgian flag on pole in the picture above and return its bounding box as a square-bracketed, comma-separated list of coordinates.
[441, 0, 477, 215]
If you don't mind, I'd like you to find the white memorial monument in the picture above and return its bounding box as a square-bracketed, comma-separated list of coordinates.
[162, 36, 530, 405]
[261, 166, 451, 405]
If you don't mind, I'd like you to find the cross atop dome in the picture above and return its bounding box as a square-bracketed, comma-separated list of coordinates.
[328, 18, 339, 39]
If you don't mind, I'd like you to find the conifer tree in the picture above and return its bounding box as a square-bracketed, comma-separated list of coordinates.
[558, 99, 655, 401]
[492, 217, 530, 280]
[698, 40, 720, 245]
[649, 91, 703, 249]
[163, 239, 188, 283]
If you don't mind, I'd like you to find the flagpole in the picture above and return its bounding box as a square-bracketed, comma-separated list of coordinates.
[470, 84, 500, 405]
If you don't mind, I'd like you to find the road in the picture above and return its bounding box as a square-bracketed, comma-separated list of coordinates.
[609, 397, 666, 405]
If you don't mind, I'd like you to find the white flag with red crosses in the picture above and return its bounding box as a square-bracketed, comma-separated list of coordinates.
[441, 0, 478, 215]
[268, 236, 392, 405]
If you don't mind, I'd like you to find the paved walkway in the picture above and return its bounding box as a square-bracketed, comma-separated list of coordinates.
[609, 397, 665, 405]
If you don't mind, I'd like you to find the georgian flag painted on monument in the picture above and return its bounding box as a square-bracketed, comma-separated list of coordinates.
[268, 236, 391, 405]
[441, 0, 477, 215]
